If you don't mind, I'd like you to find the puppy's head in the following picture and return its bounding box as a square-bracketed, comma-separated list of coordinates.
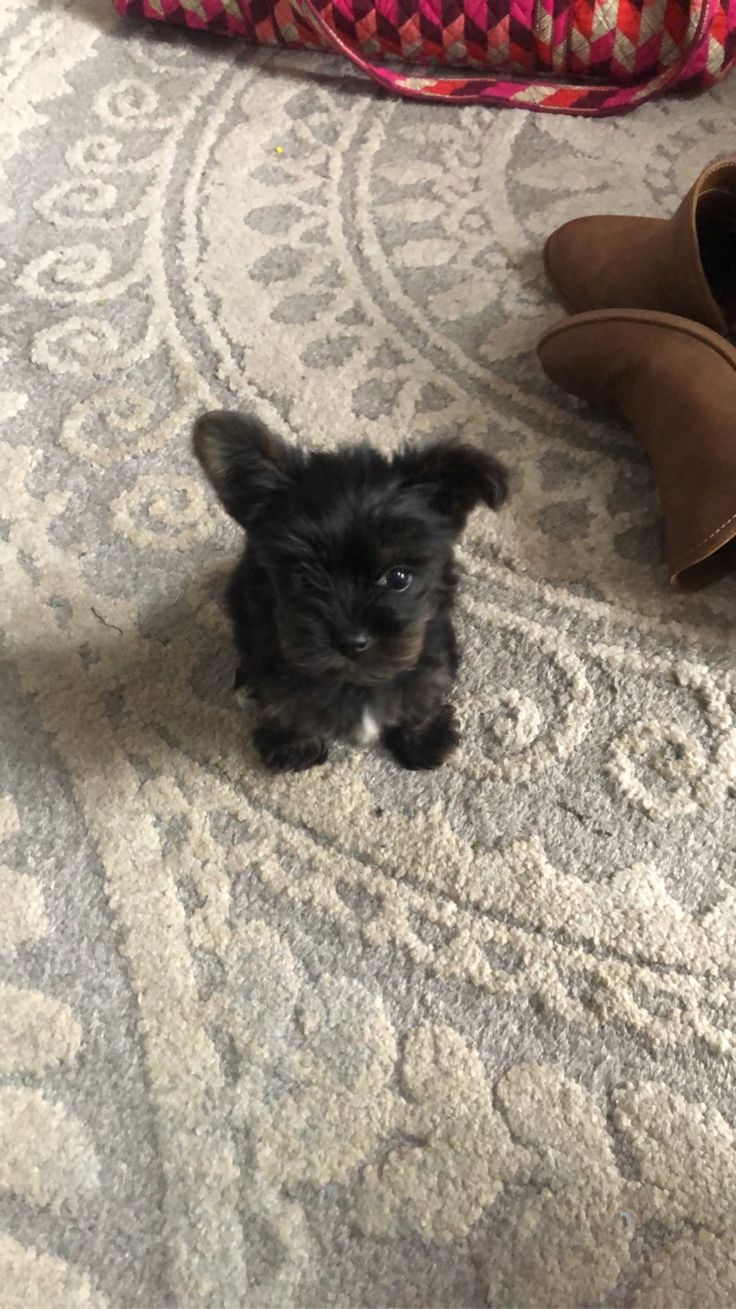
[194, 411, 507, 683]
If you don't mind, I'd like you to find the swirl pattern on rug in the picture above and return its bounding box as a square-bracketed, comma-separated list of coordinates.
[1, 3, 735, 1304]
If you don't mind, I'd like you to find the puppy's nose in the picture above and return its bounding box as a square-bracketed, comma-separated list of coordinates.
[338, 630, 372, 658]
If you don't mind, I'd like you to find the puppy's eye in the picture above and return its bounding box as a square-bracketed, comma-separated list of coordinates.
[378, 566, 413, 593]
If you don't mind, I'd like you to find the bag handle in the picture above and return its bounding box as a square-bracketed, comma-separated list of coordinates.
[296, 0, 715, 114]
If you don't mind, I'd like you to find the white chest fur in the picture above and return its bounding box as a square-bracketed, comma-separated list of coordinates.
[353, 707, 380, 746]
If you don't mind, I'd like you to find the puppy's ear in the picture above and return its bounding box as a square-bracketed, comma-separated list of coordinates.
[193, 410, 295, 530]
[397, 439, 508, 532]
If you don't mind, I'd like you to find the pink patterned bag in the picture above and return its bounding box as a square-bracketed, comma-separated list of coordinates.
[113, 0, 736, 113]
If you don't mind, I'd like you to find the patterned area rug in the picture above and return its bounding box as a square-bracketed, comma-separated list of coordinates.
[2, 3, 736, 1305]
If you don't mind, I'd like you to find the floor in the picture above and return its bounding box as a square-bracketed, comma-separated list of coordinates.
[1, 1, 735, 1304]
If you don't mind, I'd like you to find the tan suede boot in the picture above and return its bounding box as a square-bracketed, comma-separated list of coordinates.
[537, 310, 736, 585]
[544, 159, 736, 337]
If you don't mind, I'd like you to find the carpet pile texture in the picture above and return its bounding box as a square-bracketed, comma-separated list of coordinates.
[1, 3, 735, 1304]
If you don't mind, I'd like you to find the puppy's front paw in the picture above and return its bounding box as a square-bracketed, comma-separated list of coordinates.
[253, 721, 328, 773]
[383, 704, 459, 771]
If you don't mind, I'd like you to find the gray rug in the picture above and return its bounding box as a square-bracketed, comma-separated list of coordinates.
[2, 2, 736, 1305]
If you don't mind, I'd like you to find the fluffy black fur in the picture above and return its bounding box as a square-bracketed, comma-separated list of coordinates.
[193, 412, 508, 772]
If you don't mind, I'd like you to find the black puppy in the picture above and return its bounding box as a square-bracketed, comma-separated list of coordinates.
[193, 412, 508, 772]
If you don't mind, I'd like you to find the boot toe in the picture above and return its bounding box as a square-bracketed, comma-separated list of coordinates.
[543, 220, 589, 311]
[537, 309, 736, 586]
[543, 216, 624, 313]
